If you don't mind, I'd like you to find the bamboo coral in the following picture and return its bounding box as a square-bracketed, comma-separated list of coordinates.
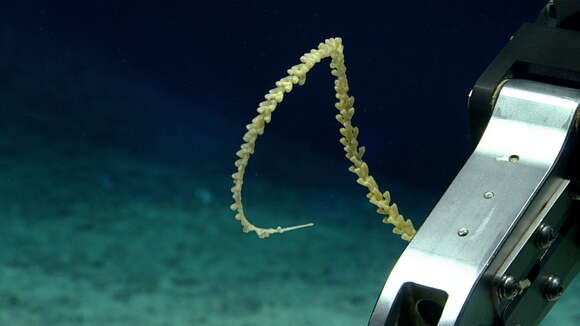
[230, 37, 416, 241]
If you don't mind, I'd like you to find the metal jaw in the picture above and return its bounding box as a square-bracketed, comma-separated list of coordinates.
[368, 79, 580, 326]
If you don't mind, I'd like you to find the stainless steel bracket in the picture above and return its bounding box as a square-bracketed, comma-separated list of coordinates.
[369, 79, 580, 326]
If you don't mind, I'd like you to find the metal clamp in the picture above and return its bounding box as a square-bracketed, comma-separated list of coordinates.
[368, 79, 580, 326]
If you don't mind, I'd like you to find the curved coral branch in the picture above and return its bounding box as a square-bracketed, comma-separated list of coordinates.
[230, 38, 416, 240]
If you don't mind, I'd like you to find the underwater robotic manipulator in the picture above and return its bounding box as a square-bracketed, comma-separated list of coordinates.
[368, 1, 580, 325]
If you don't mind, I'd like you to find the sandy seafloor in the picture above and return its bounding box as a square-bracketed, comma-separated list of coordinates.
[0, 118, 577, 326]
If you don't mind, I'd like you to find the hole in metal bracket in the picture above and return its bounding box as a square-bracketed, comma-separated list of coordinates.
[387, 283, 448, 326]
[416, 299, 444, 325]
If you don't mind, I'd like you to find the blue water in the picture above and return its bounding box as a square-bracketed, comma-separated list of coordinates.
[0, 1, 576, 325]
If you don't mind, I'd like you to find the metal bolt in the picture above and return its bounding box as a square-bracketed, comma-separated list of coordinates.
[484, 191, 495, 199]
[498, 275, 519, 301]
[534, 224, 558, 249]
[457, 228, 469, 237]
[542, 275, 564, 301]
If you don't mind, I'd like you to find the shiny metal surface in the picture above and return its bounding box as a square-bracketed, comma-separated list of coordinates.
[500, 178, 576, 326]
[369, 79, 580, 326]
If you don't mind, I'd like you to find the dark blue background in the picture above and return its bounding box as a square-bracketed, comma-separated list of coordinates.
[0, 0, 547, 192]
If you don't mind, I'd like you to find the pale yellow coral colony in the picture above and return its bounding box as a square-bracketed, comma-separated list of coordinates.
[230, 37, 417, 241]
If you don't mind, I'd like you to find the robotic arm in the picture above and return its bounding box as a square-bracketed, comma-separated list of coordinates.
[369, 1, 580, 325]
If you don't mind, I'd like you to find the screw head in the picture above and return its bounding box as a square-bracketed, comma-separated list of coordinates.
[543, 275, 564, 301]
[457, 228, 469, 237]
[498, 275, 519, 301]
[535, 224, 558, 249]
[484, 191, 495, 199]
